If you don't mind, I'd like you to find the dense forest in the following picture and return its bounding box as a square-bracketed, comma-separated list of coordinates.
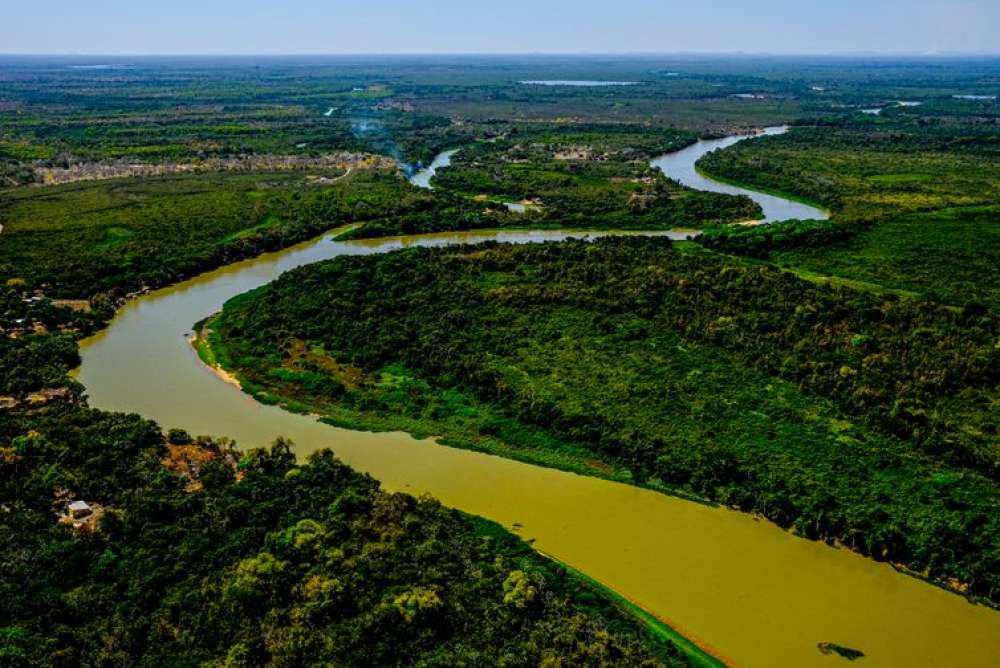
[0, 281, 686, 666]
[213, 238, 1000, 602]
[764, 205, 1000, 311]
[0, 168, 493, 297]
[696, 118, 1000, 225]
[0, 155, 753, 300]
[694, 219, 859, 259]
[5, 54, 1000, 664]
[0, 412, 679, 666]
[0, 125, 762, 298]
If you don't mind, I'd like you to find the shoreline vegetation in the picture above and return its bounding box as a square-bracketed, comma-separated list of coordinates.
[7, 253, 700, 666]
[2, 421, 688, 666]
[540, 552, 728, 668]
[192, 277, 999, 610]
[191, 313, 717, 506]
[692, 164, 831, 216]
[692, 116, 1000, 314]
[410, 124, 762, 236]
[6, 55, 1000, 665]
[0, 168, 478, 298]
[189, 306, 738, 667]
[205, 237, 1000, 606]
[190, 323, 244, 390]
[199, 317, 728, 666]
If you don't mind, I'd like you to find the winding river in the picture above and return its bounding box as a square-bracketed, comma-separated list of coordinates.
[77, 130, 998, 666]
[650, 126, 828, 221]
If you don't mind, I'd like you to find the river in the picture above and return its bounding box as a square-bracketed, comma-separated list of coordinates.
[650, 126, 828, 221]
[413, 127, 827, 222]
[407, 148, 458, 189]
[76, 132, 998, 667]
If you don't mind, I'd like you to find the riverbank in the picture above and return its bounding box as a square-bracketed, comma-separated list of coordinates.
[205, 234, 1000, 604]
[192, 312, 717, 507]
[76, 152, 1000, 667]
[190, 319, 243, 390]
[184, 308, 723, 664]
[693, 164, 831, 216]
[540, 551, 728, 668]
[650, 126, 828, 222]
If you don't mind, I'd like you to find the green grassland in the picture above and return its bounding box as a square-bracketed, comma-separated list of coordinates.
[212, 238, 1000, 603]
[768, 206, 1000, 310]
[693, 103, 1000, 314]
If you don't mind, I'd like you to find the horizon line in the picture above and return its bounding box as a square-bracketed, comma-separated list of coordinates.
[3, 51, 1000, 59]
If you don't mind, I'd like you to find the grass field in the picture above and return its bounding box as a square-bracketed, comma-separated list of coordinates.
[771, 206, 1000, 310]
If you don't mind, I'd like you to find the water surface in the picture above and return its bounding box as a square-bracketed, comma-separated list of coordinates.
[650, 126, 828, 221]
[408, 148, 458, 189]
[77, 138, 997, 667]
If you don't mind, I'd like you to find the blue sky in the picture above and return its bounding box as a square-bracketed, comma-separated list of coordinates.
[5, 0, 999, 55]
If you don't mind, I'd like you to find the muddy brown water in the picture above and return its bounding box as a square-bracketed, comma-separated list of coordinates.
[77, 133, 997, 666]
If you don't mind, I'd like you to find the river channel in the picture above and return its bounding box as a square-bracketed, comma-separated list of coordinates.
[77, 130, 997, 666]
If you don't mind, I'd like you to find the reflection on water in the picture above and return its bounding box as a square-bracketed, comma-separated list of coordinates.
[650, 126, 829, 221]
[408, 148, 458, 190]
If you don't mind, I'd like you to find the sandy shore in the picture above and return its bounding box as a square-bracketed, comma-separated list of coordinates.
[188, 331, 243, 390]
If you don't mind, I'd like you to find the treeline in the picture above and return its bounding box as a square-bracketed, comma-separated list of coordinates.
[0, 401, 676, 666]
[695, 219, 858, 258]
[215, 237, 1000, 600]
[0, 283, 113, 398]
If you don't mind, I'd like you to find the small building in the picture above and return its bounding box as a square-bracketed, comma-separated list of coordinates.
[67, 500, 93, 520]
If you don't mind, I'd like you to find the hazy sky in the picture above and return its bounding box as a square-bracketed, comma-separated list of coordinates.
[5, 0, 999, 55]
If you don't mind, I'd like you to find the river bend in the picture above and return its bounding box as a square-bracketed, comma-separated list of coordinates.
[77, 131, 997, 667]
